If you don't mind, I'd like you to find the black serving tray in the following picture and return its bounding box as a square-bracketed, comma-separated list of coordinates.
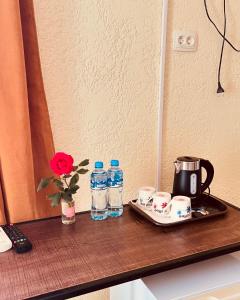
[129, 194, 228, 227]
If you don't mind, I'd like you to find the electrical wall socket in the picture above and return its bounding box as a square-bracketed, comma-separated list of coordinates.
[173, 31, 198, 52]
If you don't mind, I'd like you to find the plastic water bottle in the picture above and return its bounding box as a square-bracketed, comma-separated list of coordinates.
[90, 161, 108, 221]
[107, 160, 123, 217]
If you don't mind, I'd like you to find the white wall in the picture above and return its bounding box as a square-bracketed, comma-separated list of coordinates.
[34, 0, 161, 213]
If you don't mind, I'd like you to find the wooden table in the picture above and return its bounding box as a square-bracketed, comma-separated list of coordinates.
[1, 198, 240, 300]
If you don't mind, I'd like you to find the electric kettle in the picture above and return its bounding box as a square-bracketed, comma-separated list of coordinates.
[172, 156, 214, 198]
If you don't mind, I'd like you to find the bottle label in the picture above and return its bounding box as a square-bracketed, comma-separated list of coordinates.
[91, 174, 107, 189]
[108, 171, 123, 187]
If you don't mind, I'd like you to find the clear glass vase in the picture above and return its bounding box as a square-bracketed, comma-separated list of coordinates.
[61, 199, 75, 224]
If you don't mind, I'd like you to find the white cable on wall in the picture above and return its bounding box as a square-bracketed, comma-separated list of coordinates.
[156, 0, 168, 190]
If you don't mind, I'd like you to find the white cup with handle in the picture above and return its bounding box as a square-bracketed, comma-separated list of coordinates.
[152, 192, 171, 216]
[138, 186, 156, 209]
[163, 195, 192, 222]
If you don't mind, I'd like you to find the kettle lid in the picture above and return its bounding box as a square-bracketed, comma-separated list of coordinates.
[177, 156, 200, 163]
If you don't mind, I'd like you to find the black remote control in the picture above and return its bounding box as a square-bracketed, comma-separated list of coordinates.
[2, 225, 32, 254]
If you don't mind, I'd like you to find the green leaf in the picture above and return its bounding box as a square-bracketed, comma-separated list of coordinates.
[73, 166, 78, 171]
[77, 168, 89, 174]
[53, 179, 63, 186]
[79, 159, 89, 167]
[62, 191, 73, 202]
[53, 179, 64, 191]
[70, 173, 79, 187]
[69, 185, 80, 194]
[47, 192, 61, 207]
[37, 177, 52, 192]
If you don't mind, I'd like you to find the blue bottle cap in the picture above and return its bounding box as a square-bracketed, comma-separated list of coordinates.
[111, 160, 119, 167]
[95, 161, 103, 168]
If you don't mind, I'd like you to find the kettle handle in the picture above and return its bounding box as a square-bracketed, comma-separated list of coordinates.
[200, 159, 214, 192]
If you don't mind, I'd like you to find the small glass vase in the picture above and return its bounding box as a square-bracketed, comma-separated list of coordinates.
[61, 199, 75, 224]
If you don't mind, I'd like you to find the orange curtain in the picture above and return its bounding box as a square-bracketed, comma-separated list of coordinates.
[0, 0, 60, 224]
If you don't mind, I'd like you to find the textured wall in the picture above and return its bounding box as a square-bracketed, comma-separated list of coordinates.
[34, 0, 161, 212]
[33, 1, 161, 300]
[161, 0, 240, 205]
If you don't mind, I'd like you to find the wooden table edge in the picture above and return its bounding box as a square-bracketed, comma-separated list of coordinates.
[26, 241, 240, 300]
[19, 198, 240, 300]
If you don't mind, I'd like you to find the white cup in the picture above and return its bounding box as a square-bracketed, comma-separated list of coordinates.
[138, 186, 156, 209]
[163, 195, 192, 222]
[152, 192, 171, 216]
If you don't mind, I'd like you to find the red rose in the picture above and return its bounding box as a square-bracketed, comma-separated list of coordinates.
[50, 152, 74, 175]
